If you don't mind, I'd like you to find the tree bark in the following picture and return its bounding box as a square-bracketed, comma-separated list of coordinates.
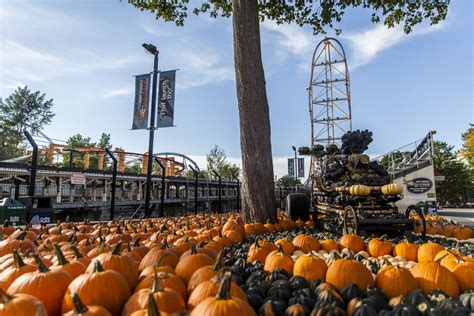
[232, 0, 277, 223]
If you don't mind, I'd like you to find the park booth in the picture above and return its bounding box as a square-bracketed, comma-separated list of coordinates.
[18, 196, 55, 225]
[0, 198, 27, 226]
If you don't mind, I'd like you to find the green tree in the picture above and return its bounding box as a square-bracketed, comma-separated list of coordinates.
[131, 0, 450, 222]
[460, 125, 474, 167]
[276, 175, 301, 188]
[434, 140, 474, 205]
[0, 86, 55, 160]
[206, 145, 241, 181]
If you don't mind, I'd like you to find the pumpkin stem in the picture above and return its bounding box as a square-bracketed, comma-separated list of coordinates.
[190, 243, 197, 255]
[160, 239, 170, 250]
[12, 250, 26, 268]
[0, 288, 13, 304]
[212, 251, 224, 271]
[277, 244, 284, 255]
[71, 246, 84, 259]
[111, 242, 122, 255]
[155, 253, 169, 267]
[92, 260, 105, 273]
[134, 238, 141, 247]
[434, 253, 450, 264]
[15, 231, 27, 241]
[151, 270, 164, 292]
[215, 271, 232, 300]
[33, 254, 50, 273]
[146, 291, 161, 316]
[71, 293, 89, 313]
[53, 244, 70, 266]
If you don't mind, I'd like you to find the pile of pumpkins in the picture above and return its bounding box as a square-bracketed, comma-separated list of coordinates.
[423, 215, 473, 240]
[0, 212, 472, 315]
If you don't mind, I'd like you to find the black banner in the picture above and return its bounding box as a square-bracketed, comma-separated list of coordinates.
[132, 73, 151, 130]
[288, 158, 295, 177]
[157, 70, 176, 128]
[298, 158, 305, 178]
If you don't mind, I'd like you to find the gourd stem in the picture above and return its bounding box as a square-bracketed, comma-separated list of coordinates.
[190, 243, 197, 255]
[212, 251, 223, 271]
[151, 270, 164, 292]
[215, 271, 232, 300]
[0, 288, 13, 304]
[71, 246, 84, 259]
[34, 255, 50, 273]
[93, 260, 105, 272]
[16, 231, 27, 241]
[111, 242, 122, 255]
[53, 244, 70, 266]
[12, 250, 26, 268]
[134, 238, 141, 247]
[72, 293, 89, 313]
[160, 239, 170, 250]
[147, 292, 161, 316]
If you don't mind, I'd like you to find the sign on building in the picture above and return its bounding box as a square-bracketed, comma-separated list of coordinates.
[70, 173, 86, 185]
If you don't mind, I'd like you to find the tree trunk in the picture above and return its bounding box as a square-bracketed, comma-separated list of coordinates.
[232, 0, 277, 223]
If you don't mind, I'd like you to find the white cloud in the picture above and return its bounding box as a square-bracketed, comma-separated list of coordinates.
[103, 87, 134, 98]
[261, 19, 447, 71]
[342, 22, 447, 69]
[176, 51, 234, 89]
[262, 21, 314, 57]
[0, 40, 140, 83]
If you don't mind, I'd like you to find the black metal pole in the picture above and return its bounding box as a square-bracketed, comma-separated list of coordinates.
[144, 46, 159, 218]
[292, 146, 298, 192]
[189, 165, 199, 215]
[232, 174, 240, 211]
[212, 170, 222, 214]
[105, 148, 117, 220]
[23, 131, 38, 197]
[155, 158, 165, 217]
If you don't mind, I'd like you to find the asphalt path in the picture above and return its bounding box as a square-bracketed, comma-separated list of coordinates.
[437, 208, 474, 228]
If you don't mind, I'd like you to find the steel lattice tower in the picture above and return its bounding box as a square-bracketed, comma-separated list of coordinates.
[308, 38, 352, 147]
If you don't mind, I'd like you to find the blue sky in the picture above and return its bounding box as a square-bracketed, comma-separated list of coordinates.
[1, 0, 472, 176]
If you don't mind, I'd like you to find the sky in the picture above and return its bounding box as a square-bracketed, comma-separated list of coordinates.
[1, 0, 473, 177]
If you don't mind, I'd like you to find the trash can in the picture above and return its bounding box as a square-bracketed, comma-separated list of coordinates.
[0, 198, 27, 226]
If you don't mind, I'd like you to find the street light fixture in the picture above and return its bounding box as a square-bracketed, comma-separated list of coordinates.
[143, 43, 159, 218]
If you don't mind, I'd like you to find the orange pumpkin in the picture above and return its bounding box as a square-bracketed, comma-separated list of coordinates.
[326, 259, 374, 291]
[62, 260, 131, 316]
[292, 234, 321, 253]
[175, 244, 214, 285]
[339, 234, 365, 253]
[62, 293, 111, 316]
[122, 272, 185, 315]
[293, 253, 327, 282]
[135, 271, 187, 301]
[410, 258, 460, 297]
[393, 240, 418, 262]
[417, 242, 444, 263]
[187, 270, 247, 310]
[0, 251, 36, 285]
[138, 241, 179, 271]
[51, 244, 86, 279]
[190, 272, 256, 316]
[264, 245, 294, 276]
[8, 255, 73, 316]
[367, 236, 393, 258]
[88, 242, 138, 291]
[188, 252, 224, 294]
[375, 266, 418, 298]
[320, 239, 339, 252]
[0, 288, 47, 316]
[274, 237, 295, 255]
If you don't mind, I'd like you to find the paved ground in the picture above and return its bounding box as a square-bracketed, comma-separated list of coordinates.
[437, 208, 474, 228]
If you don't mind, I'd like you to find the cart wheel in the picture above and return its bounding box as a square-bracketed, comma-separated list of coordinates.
[406, 205, 426, 239]
[343, 206, 358, 235]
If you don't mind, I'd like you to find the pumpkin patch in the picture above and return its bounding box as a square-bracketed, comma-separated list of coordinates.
[0, 212, 471, 315]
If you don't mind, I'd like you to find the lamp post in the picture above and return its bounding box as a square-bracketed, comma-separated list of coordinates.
[143, 43, 159, 218]
[292, 146, 298, 192]
[231, 173, 240, 211]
